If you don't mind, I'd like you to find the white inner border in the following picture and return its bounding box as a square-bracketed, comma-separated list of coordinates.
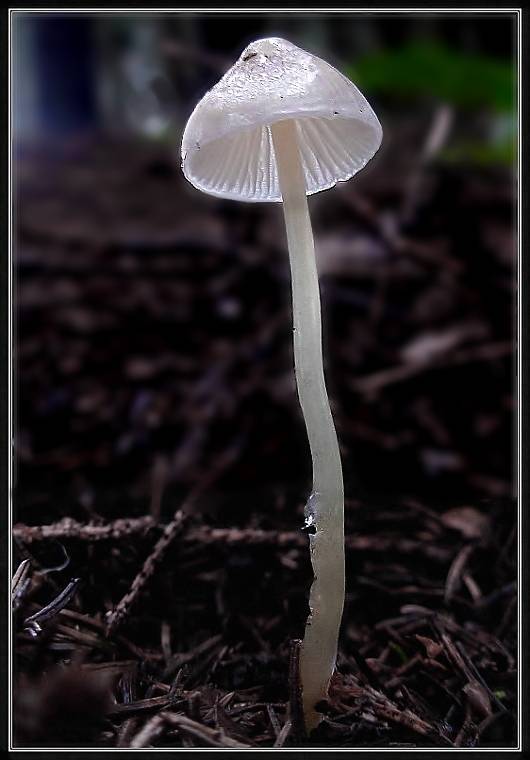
[7, 6, 524, 753]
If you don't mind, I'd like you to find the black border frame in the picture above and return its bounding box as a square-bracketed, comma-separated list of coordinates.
[3, 4, 527, 758]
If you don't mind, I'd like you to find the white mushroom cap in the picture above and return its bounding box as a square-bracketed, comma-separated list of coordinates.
[181, 37, 383, 203]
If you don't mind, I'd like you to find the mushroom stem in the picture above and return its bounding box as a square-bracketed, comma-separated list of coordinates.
[270, 119, 345, 732]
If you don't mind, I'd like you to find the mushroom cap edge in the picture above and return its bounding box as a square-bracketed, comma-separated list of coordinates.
[181, 37, 383, 203]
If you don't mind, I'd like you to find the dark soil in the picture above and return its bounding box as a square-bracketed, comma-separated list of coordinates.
[12, 131, 517, 749]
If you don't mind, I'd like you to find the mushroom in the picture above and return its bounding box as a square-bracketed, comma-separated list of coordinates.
[181, 37, 382, 732]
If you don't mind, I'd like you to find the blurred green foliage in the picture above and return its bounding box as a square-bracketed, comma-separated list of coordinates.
[348, 40, 516, 166]
[440, 134, 515, 167]
[348, 40, 515, 113]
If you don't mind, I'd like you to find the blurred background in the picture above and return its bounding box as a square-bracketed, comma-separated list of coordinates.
[13, 11, 517, 523]
[12, 12, 519, 749]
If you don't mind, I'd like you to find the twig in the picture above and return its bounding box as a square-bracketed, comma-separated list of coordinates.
[362, 684, 452, 746]
[105, 512, 187, 635]
[456, 642, 508, 714]
[13, 521, 450, 562]
[436, 627, 475, 683]
[116, 717, 140, 747]
[352, 341, 511, 397]
[13, 516, 156, 544]
[274, 719, 293, 747]
[12, 559, 32, 609]
[266, 704, 282, 739]
[445, 545, 474, 605]
[342, 190, 462, 273]
[400, 103, 454, 225]
[129, 713, 166, 748]
[184, 527, 450, 564]
[23, 578, 81, 637]
[105, 445, 239, 635]
[107, 695, 177, 717]
[161, 711, 251, 748]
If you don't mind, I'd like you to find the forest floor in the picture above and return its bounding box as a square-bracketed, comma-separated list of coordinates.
[12, 132, 517, 749]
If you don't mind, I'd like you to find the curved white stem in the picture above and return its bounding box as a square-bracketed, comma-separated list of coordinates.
[270, 119, 345, 732]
